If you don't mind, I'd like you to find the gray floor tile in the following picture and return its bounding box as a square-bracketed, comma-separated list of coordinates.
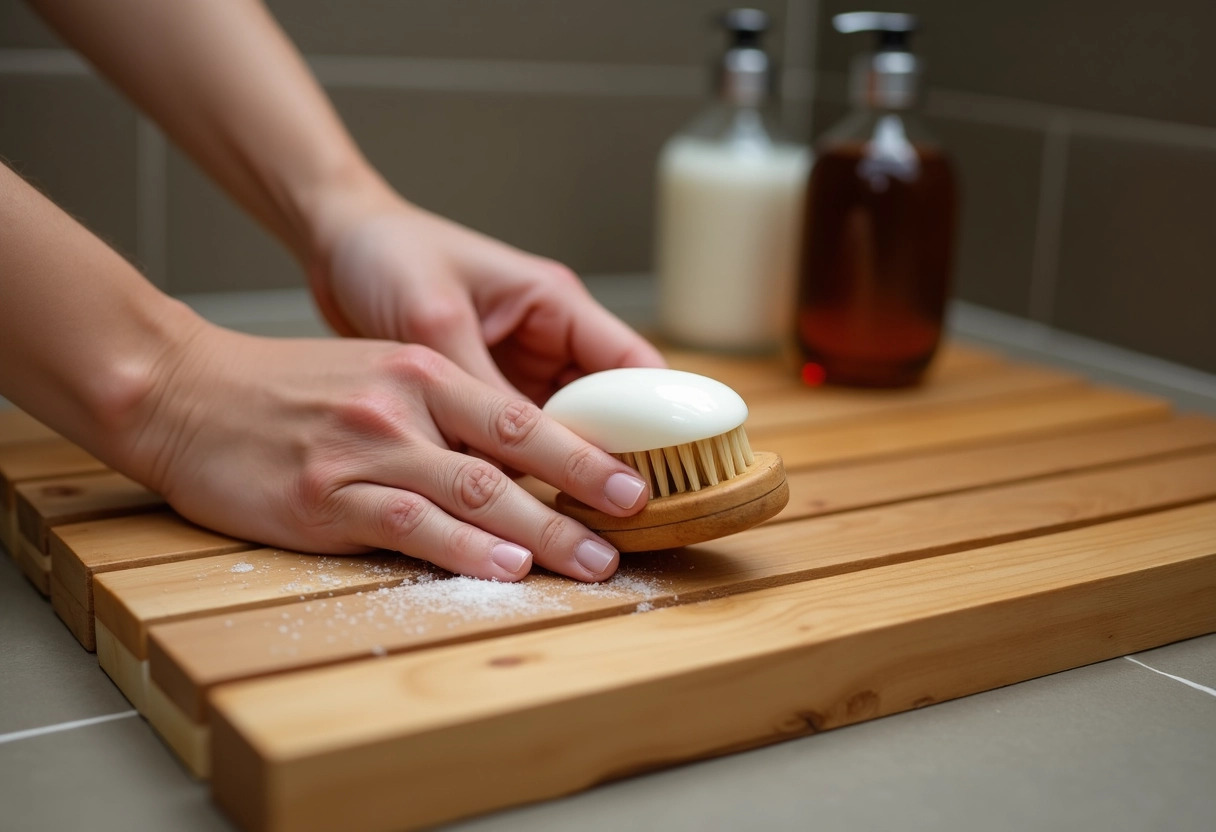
[1127, 633, 1216, 691]
[0, 716, 229, 832]
[0, 554, 131, 735]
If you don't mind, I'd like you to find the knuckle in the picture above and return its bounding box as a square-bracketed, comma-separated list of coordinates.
[382, 344, 448, 387]
[451, 460, 506, 513]
[293, 459, 347, 516]
[332, 391, 403, 438]
[536, 512, 569, 556]
[405, 296, 468, 343]
[383, 492, 429, 542]
[562, 444, 600, 486]
[537, 259, 582, 292]
[492, 399, 543, 449]
[445, 523, 481, 560]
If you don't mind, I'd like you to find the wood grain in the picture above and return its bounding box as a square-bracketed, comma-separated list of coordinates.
[740, 363, 1080, 434]
[95, 548, 431, 659]
[15, 471, 164, 553]
[777, 414, 1216, 520]
[150, 449, 1216, 724]
[209, 502, 1216, 832]
[0, 437, 106, 555]
[50, 511, 256, 650]
[761, 385, 1171, 469]
[0, 438, 107, 507]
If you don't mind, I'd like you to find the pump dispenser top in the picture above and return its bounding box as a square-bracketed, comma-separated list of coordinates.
[654, 8, 810, 354]
[834, 12, 920, 110]
[716, 8, 773, 108]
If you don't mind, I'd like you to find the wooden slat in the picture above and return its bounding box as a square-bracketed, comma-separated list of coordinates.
[0, 437, 107, 556]
[0, 438, 107, 506]
[95, 548, 431, 660]
[778, 414, 1216, 520]
[16, 534, 51, 595]
[0, 408, 57, 446]
[150, 449, 1216, 724]
[761, 385, 1171, 469]
[742, 363, 1081, 434]
[50, 511, 255, 650]
[15, 471, 164, 554]
[209, 502, 1216, 832]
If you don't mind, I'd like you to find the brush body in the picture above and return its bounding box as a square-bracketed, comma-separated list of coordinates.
[543, 369, 788, 551]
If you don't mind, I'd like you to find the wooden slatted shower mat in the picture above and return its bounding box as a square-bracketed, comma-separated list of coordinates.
[3, 342, 1215, 832]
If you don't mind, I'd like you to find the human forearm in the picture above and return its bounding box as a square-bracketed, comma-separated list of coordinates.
[0, 163, 202, 475]
[28, 0, 384, 262]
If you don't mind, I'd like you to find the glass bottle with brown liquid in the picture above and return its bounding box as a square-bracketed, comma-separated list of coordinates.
[795, 13, 957, 387]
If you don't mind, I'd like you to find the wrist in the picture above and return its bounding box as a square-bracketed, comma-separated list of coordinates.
[291, 156, 402, 270]
[83, 291, 211, 488]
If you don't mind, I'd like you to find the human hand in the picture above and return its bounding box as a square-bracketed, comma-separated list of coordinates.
[121, 320, 650, 582]
[306, 188, 666, 405]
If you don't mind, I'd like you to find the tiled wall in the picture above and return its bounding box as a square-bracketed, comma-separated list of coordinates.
[2, 1, 1213, 372]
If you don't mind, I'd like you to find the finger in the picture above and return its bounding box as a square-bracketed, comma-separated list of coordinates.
[565, 292, 667, 374]
[422, 373, 650, 520]
[334, 482, 532, 582]
[478, 257, 666, 376]
[415, 295, 521, 398]
[405, 447, 620, 582]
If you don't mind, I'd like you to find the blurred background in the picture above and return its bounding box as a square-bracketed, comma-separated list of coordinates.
[2, 0, 1213, 373]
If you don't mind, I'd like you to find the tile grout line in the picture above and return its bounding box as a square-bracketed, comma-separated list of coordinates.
[0, 710, 139, 745]
[2, 46, 1216, 149]
[1027, 117, 1070, 325]
[1124, 656, 1216, 698]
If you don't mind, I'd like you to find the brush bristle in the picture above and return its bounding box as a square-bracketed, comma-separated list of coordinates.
[614, 425, 755, 498]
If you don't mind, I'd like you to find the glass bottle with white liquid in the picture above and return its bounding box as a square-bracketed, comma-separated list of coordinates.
[655, 9, 810, 353]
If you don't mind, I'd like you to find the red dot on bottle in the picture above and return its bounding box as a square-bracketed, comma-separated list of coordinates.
[801, 363, 827, 387]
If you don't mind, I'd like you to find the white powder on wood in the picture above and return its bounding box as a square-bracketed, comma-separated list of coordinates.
[263, 567, 669, 652]
[230, 562, 254, 574]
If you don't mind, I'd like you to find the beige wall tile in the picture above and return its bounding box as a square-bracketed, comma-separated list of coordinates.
[815, 0, 1216, 128]
[266, 0, 800, 67]
[1054, 135, 1216, 373]
[0, 75, 138, 260]
[165, 149, 300, 294]
[165, 90, 702, 292]
[334, 89, 698, 274]
[927, 118, 1042, 318]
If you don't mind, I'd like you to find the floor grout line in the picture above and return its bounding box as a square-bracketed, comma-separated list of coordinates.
[0, 710, 139, 745]
[1124, 656, 1216, 698]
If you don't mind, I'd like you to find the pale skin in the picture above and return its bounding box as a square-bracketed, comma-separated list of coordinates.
[1, 0, 665, 582]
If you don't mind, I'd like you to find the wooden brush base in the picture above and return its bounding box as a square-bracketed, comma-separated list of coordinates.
[555, 451, 789, 551]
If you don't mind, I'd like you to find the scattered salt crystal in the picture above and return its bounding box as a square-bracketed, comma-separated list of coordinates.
[371, 646, 387, 657]
[230, 562, 254, 574]
[635, 601, 654, 613]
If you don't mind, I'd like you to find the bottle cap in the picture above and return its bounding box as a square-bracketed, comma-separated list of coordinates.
[833, 11, 921, 110]
[716, 8, 774, 108]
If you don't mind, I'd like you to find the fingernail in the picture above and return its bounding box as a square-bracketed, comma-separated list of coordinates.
[575, 538, 617, 574]
[491, 542, 531, 573]
[605, 472, 648, 510]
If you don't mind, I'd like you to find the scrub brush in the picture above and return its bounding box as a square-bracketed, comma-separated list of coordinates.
[543, 368, 788, 551]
